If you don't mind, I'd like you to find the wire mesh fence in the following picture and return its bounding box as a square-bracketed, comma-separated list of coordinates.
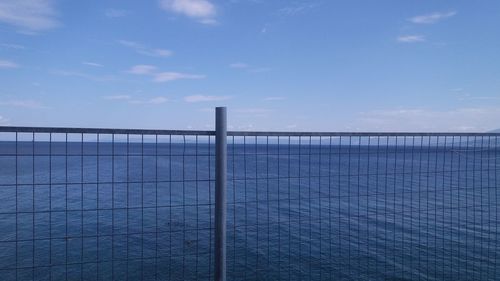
[0, 125, 499, 280]
[0, 128, 216, 281]
[225, 133, 500, 281]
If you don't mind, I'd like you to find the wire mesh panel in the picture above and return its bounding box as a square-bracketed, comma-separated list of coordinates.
[0, 128, 215, 281]
[226, 133, 500, 281]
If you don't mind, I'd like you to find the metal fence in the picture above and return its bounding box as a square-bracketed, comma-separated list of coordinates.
[0, 127, 217, 281]
[0, 108, 499, 280]
[225, 131, 499, 281]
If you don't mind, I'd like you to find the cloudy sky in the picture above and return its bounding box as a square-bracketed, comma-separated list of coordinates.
[0, 0, 499, 132]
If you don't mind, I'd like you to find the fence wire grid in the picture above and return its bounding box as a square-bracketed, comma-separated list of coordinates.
[226, 133, 499, 281]
[0, 126, 499, 281]
[0, 129, 216, 281]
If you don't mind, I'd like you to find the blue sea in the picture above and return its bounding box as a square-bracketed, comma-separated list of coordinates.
[0, 139, 499, 280]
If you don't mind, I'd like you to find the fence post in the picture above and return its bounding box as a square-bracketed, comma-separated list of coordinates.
[215, 107, 227, 281]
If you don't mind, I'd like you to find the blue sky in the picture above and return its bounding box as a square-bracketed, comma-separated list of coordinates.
[0, 0, 499, 132]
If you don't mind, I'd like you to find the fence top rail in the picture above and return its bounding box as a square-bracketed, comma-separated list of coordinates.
[0, 126, 215, 136]
[227, 131, 500, 137]
[0, 126, 499, 137]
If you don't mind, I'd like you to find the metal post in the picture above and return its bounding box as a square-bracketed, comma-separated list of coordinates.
[215, 107, 227, 281]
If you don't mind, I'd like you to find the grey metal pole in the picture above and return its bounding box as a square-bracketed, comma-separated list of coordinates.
[215, 107, 227, 281]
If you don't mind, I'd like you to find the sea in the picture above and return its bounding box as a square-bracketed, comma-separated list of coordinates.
[0, 139, 499, 280]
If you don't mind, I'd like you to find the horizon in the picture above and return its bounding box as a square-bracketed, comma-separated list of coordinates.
[1, 1, 500, 132]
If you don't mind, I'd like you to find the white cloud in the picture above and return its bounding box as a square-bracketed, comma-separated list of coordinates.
[127, 65, 205, 83]
[199, 18, 217, 25]
[184, 95, 231, 102]
[53, 70, 116, 82]
[234, 108, 270, 114]
[278, 1, 320, 16]
[0, 0, 59, 32]
[103, 95, 166, 104]
[129, 97, 168, 104]
[353, 107, 500, 132]
[0, 59, 19, 68]
[234, 124, 255, 131]
[128, 65, 158, 75]
[154, 49, 173, 57]
[263, 96, 285, 101]
[397, 35, 426, 43]
[0, 99, 45, 108]
[0, 115, 9, 125]
[149, 97, 168, 104]
[82, 62, 103, 67]
[103, 95, 131, 100]
[409, 11, 457, 24]
[159, 0, 217, 25]
[119, 40, 173, 58]
[105, 9, 129, 18]
[154, 72, 205, 82]
[458, 94, 500, 101]
[229, 62, 249, 69]
[229, 62, 271, 73]
[0, 43, 25, 49]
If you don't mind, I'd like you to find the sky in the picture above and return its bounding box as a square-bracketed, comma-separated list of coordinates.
[0, 0, 499, 132]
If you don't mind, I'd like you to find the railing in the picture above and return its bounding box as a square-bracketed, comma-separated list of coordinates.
[0, 127, 217, 281]
[0, 108, 499, 280]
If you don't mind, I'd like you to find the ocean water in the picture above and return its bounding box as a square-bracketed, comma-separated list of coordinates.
[0, 140, 499, 280]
